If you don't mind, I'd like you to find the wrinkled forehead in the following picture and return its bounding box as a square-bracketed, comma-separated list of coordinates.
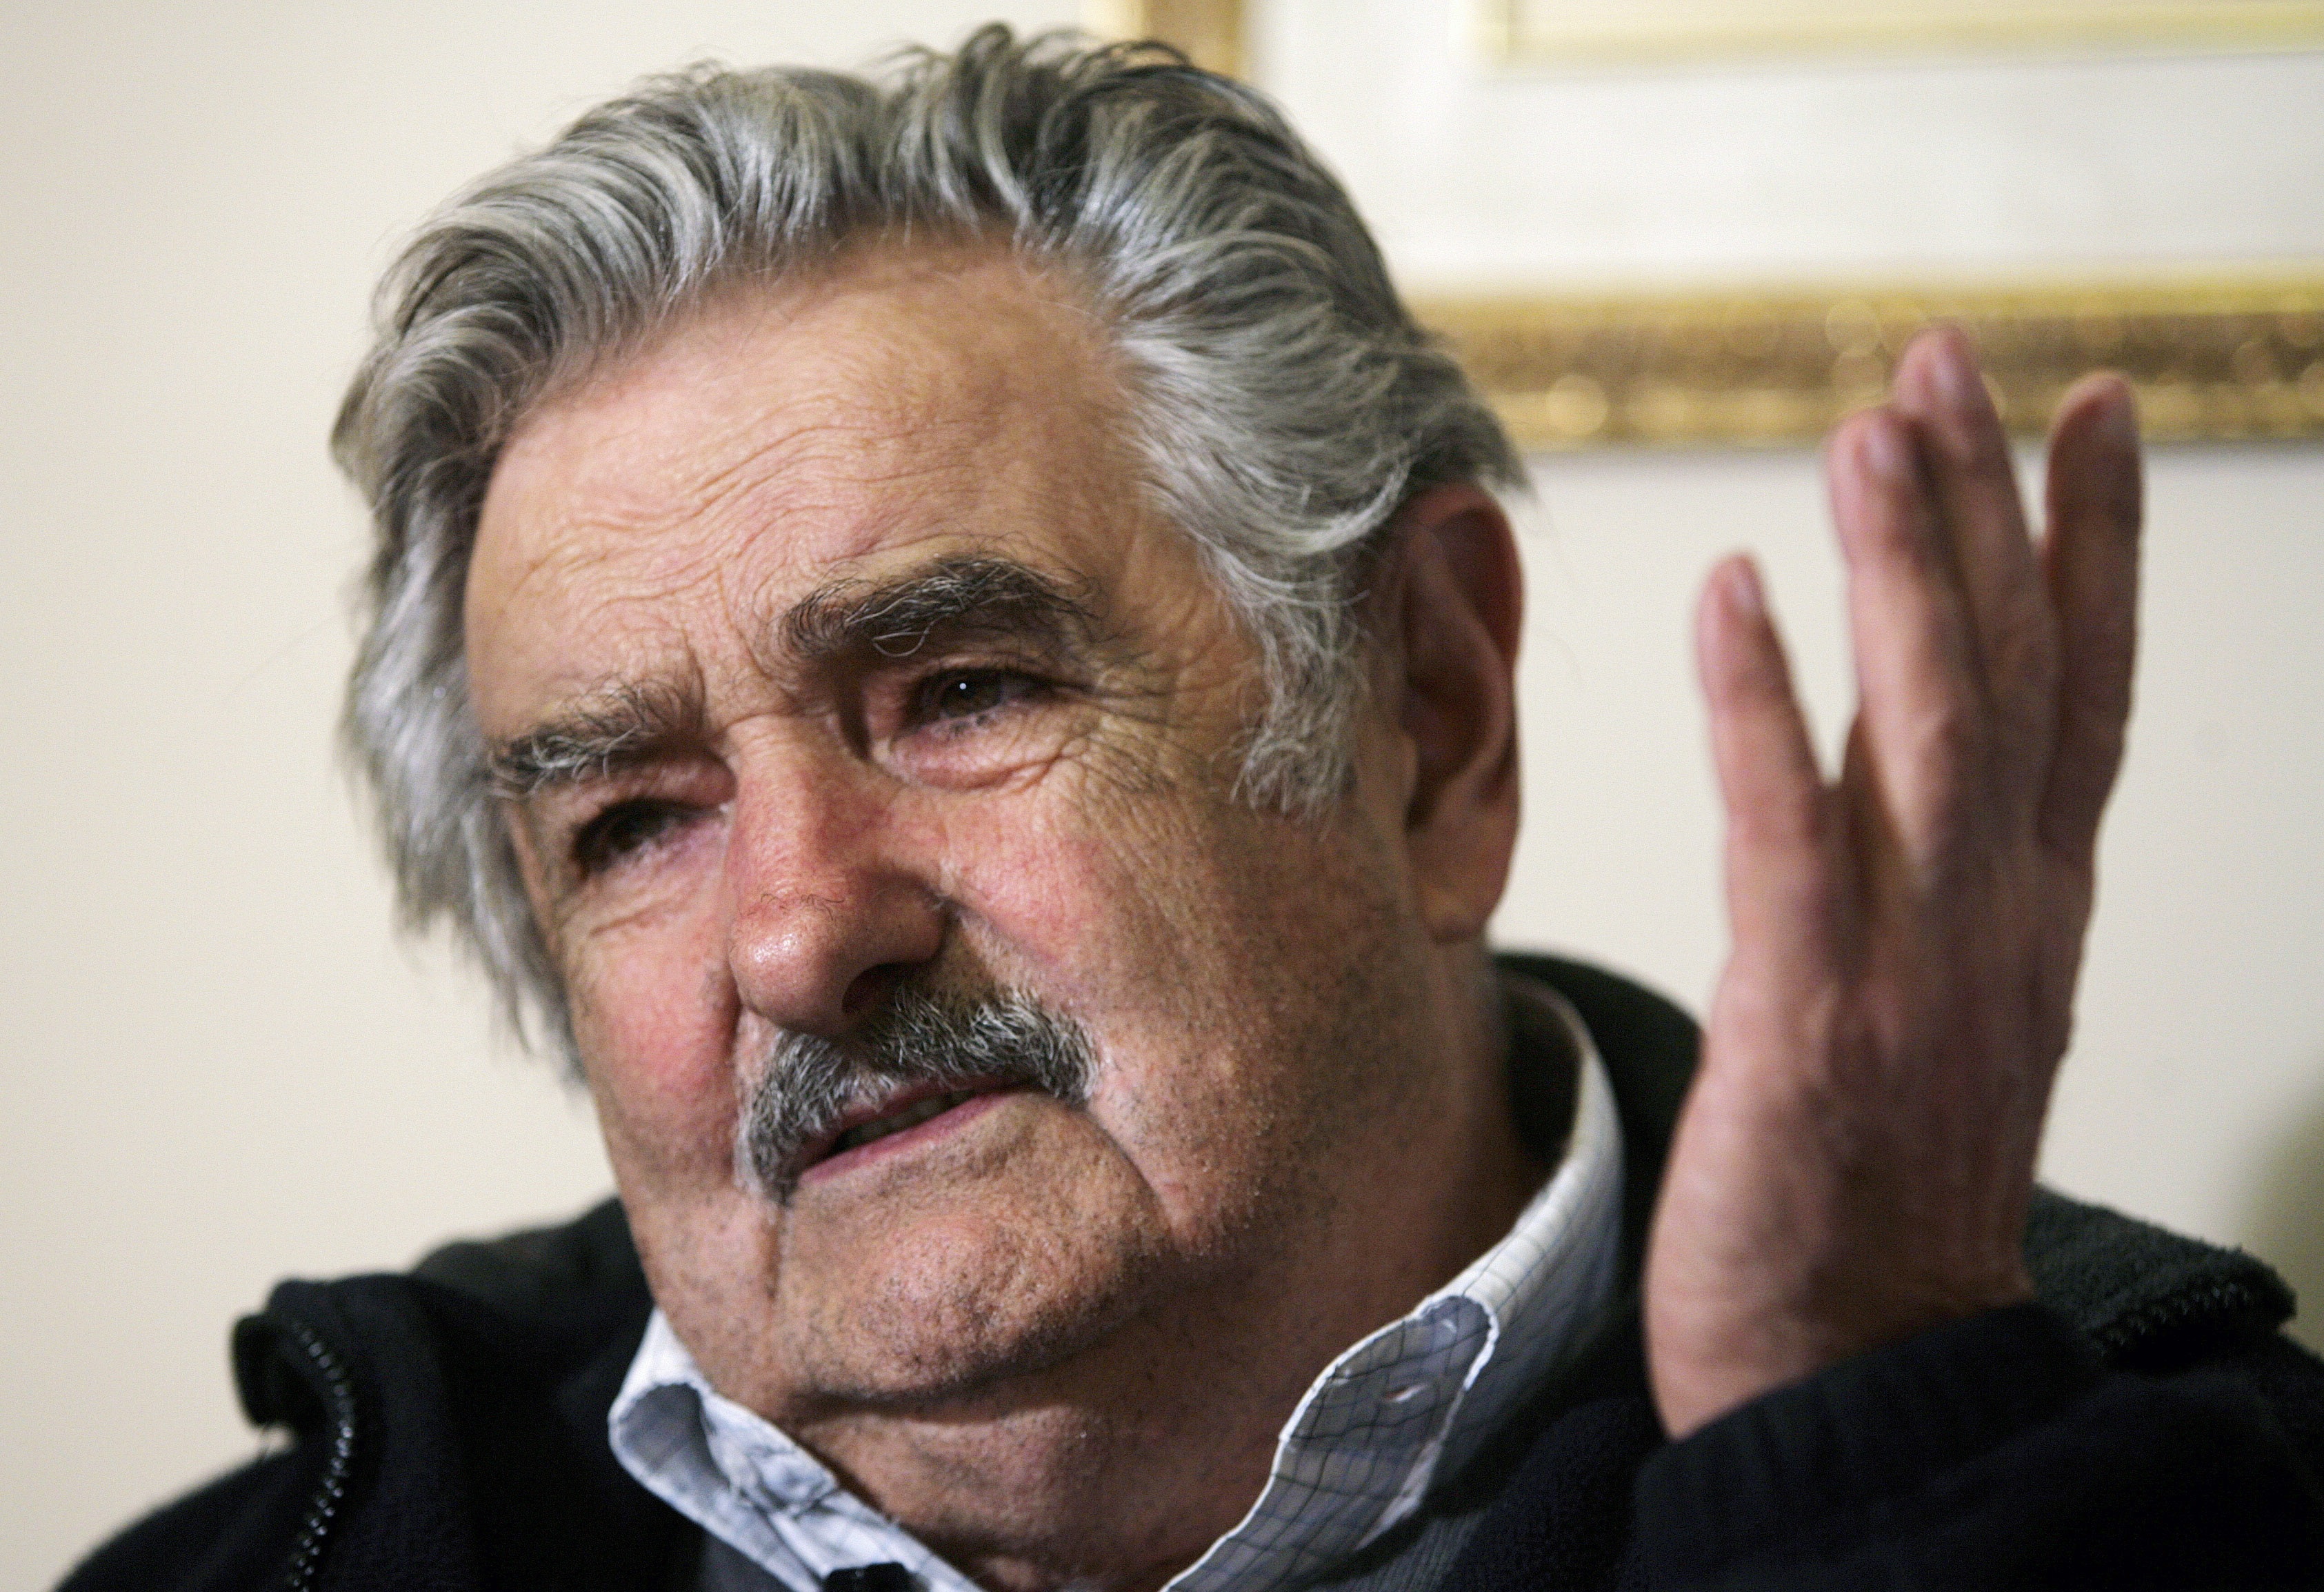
[461, 243, 1161, 716]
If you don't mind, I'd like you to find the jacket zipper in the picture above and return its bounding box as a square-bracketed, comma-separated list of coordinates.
[279, 1315, 360, 1592]
[2096, 1276, 2272, 1360]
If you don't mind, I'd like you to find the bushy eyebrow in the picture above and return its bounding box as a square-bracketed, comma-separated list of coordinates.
[486, 556, 1101, 799]
[487, 681, 702, 799]
[779, 555, 1101, 664]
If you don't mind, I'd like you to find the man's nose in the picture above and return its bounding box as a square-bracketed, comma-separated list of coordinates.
[722, 752, 946, 1036]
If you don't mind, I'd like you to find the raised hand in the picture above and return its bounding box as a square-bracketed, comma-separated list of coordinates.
[1645, 328, 2145, 1439]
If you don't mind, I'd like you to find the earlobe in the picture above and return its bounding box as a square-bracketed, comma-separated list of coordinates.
[1385, 484, 1524, 942]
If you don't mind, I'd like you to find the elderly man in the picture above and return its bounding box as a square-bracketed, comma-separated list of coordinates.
[66, 26, 2324, 1592]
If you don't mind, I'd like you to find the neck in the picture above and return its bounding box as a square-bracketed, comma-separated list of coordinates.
[793, 959, 1549, 1592]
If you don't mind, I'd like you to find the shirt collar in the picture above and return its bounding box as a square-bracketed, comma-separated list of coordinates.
[1169, 979, 1625, 1586]
[609, 975, 1624, 1592]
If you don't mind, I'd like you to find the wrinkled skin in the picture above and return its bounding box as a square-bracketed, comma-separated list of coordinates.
[1652, 332, 2143, 1436]
[465, 243, 1542, 1590]
[465, 232, 2144, 1582]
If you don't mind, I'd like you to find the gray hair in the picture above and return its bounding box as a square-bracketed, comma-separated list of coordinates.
[334, 25, 1520, 1052]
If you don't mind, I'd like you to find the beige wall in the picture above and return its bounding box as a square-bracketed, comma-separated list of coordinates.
[6, 4, 2318, 1584]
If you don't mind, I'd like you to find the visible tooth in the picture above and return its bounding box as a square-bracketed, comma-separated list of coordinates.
[833, 1089, 980, 1156]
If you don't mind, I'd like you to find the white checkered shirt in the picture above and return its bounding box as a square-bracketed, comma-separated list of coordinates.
[609, 984, 1625, 1592]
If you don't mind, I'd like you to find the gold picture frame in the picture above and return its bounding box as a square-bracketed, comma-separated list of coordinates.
[1083, 1, 2323, 447]
[1416, 275, 2324, 448]
[1082, 0, 1249, 77]
[1480, 1, 2324, 65]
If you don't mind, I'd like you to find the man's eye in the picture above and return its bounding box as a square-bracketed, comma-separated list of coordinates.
[572, 799, 690, 875]
[914, 668, 1039, 724]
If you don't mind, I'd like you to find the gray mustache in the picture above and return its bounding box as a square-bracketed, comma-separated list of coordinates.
[734, 988, 1096, 1203]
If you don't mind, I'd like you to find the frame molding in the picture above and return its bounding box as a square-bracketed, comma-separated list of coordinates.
[1082, 0, 1248, 76]
[1079, 3, 2323, 448]
[1414, 275, 2324, 448]
[1479, 1, 2324, 65]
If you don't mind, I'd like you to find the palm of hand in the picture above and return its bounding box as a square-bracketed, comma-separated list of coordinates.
[1645, 330, 2144, 1439]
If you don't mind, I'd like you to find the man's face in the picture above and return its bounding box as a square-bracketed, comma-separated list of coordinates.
[464, 246, 1445, 1425]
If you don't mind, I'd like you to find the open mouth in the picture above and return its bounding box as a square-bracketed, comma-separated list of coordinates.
[794, 1077, 1021, 1183]
[829, 1087, 990, 1154]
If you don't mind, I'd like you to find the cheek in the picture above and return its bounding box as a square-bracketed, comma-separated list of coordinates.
[940, 782, 1356, 1222]
[565, 892, 742, 1186]
[933, 776, 1229, 999]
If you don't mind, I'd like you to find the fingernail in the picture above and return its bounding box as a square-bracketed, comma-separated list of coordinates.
[1933, 332, 1989, 414]
[1861, 415, 1908, 480]
[2096, 379, 2140, 448]
[1727, 557, 1765, 619]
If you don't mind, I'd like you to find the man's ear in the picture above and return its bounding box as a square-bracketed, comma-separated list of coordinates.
[1383, 483, 1523, 943]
